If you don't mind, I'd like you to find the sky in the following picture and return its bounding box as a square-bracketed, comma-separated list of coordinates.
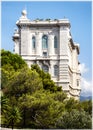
[1, 1, 92, 97]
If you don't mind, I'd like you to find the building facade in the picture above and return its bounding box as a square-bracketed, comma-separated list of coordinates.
[13, 10, 81, 99]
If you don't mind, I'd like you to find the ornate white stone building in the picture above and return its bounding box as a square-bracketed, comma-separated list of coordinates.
[13, 10, 81, 99]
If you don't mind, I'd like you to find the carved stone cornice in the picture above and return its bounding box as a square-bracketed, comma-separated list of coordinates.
[69, 38, 80, 54]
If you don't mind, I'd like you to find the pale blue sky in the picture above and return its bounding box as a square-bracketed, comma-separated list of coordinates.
[1, 1, 92, 96]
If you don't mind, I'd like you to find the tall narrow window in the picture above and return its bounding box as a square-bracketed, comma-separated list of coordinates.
[54, 36, 57, 48]
[42, 65, 49, 73]
[77, 79, 79, 86]
[54, 65, 58, 76]
[42, 35, 48, 49]
[32, 36, 36, 49]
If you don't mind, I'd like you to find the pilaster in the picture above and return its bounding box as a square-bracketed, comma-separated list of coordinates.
[14, 41, 19, 54]
[13, 29, 19, 54]
[36, 32, 42, 56]
[36, 32, 39, 56]
[20, 25, 30, 55]
[59, 26, 70, 83]
[48, 34, 54, 56]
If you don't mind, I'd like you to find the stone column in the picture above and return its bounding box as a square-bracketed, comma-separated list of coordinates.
[72, 48, 81, 90]
[48, 34, 54, 56]
[13, 29, 19, 54]
[28, 33, 32, 55]
[20, 25, 30, 55]
[58, 26, 70, 90]
[14, 40, 19, 54]
[36, 32, 42, 56]
[72, 48, 78, 71]
[36, 32, 39, 56]
[39, 33, 42, 56]
[50, 60, 54, 77]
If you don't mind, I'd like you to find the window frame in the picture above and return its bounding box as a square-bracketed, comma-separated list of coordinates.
[43, 52, 47, 57]
[54, 36, 57, 48]
[32, 36, 36, 49]
[54, 65, 58, 76]
[42, 35, 48, 49]
[42, 65, 49, 73]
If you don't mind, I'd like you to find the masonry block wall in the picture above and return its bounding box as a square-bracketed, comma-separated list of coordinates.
[13, 10, 81, 100]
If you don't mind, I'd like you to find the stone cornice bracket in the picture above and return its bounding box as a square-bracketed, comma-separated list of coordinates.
[58, 19, 71, 29]
[43, 60, 50, 67]
[69, 38, 80, 55]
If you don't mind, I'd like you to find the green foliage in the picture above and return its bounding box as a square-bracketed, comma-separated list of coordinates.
[1, 68, 9, 90]
[4, 106, 21, 129]
[1, 66, 15, 89]
[56, 109, 92, 129]
[1, 49, 27, 70]
[53, 91, 67, 102]
[80, 100, 92, 116]
[18, 90, 65, 128]
[31, 64, 62, 92]
[5, 67, 43, 98]
[1, 50, 92, 129]
[65, 97, 80, 111]
[31, 64, 51, 79]
[1, 96, 21, 129]
[1, 49, 27, 90]
[1, 96, 10, 115]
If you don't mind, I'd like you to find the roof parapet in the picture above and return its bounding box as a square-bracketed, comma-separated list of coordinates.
[16, 10, 70, 28]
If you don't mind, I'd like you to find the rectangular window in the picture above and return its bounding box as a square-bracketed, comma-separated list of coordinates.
[43, 52, 47, 57]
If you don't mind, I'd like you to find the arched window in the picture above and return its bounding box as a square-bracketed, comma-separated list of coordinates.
[42, 65, 49, 73]
[42, 35, 48, 49]
[32, 36, 36, 49]
[54, 65, 58, 76]
[54, 36, 57, 48]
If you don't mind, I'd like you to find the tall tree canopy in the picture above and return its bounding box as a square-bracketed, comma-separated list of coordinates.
[1, 50, 92, 129]
[1, 49, 27, 70]
[31, 64, 62, 92]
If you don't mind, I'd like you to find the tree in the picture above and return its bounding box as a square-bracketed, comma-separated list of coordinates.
[1, 49, 27, 71]
[1, 50, 92, 129]
[1, 96, 21, 129]
[1, 95, 10, 127]
[53, 91, 67, 102]
[3, 67, 43, 128]
[5, 67, 43, 98]
[1, 66, 15, 90]
[31, 64, 62, 92]
[56, 109, 92, 129]
[65, 97, 80, 112]
[80, 100, 92, 116]
[1, 96, 10, 115]
[5, 106, 21, 130]
[18, 90, 65, 128]
[1, 49, 27, 90]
